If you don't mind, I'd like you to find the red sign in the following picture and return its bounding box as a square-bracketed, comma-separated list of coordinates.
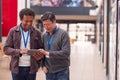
[2, 0, 17, 36]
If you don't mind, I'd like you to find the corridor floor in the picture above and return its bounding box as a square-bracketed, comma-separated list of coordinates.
[0, 41, 107, 80]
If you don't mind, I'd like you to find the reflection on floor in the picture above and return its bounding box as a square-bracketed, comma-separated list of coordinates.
[0, 41, 106, 80]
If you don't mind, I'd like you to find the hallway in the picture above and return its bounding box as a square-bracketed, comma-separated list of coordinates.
[70, 41, 106, 80]
[0, 41, 107, 80]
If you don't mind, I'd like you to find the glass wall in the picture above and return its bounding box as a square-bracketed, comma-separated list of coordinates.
[118, 1, 120, 80]
[68, 23, 95, 42]
[108, 0, 117, 80]
[99, 1, 104, 62]
[50, 22, 95, 43]
[0, 0, 2, 42]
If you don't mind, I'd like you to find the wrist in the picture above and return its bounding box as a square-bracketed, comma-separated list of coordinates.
[19, 50, 22, 56]
[46, 52, 49, 56]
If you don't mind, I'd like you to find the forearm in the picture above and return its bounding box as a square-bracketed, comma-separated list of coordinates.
[4, 47, 21, 57]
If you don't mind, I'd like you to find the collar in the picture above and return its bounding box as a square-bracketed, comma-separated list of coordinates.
[15, 24, 34, 33]
[47, 26, 58, 35]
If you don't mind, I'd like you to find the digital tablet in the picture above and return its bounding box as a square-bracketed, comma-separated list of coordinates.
[27, 49, 40, 55]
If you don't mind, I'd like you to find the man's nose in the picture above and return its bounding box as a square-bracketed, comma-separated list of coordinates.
[27, 22, 32, 26]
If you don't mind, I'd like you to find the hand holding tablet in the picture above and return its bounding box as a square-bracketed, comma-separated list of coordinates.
[28, 49, 44, 60]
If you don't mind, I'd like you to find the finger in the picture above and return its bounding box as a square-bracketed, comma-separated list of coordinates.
[33, 53, 43, 60]
[42, 67, 47, 73]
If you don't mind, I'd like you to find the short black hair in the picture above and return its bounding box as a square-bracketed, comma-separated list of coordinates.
[41, 11, 56, 23]
[19, 8, 35, 20]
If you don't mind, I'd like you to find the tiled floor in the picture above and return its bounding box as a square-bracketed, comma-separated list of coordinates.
[0, 41, 107, 80]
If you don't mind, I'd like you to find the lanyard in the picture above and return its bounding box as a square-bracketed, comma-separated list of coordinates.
[20, 25, 30, 48]
[47, 27, 58, 50]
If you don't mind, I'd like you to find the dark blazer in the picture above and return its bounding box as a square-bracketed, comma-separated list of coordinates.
[4, 25, 43, 74]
